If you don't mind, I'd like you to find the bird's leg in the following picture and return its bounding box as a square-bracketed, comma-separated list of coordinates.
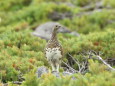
[51, 63, 55, 72]
[56, 63, 59, 72]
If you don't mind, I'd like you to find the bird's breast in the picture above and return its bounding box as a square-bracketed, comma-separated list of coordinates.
[46, 47, 62, 61]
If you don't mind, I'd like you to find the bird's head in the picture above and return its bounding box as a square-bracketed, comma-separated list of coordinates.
[53, 25, 61, 32]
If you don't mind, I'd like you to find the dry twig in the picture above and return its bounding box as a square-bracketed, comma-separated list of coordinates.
[63, 51, 115, 74]
[90, 50, 115, 71]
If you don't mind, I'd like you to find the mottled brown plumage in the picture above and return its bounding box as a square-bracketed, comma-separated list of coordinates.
[45, 25, 63, 72]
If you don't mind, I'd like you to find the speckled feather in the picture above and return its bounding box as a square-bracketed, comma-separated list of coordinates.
[45, 39, 63, 56]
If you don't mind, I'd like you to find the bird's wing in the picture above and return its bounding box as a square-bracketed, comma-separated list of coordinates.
[60, 46, 63, 57]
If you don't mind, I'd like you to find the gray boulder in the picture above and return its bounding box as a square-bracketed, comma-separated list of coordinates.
[32, 22, 79, 40]
[36, 66, 49, 78]
[36, 66, 76, 79]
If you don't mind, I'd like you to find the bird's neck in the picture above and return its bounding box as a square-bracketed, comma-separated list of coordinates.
[51, 30, 57, 41]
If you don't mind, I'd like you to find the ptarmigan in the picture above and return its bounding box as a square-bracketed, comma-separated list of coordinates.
[45, 25, 63, 72]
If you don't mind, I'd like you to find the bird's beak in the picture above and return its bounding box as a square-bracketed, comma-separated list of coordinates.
[57, 26, 71, 33]
[57, 26, 66, 33]
[58, 25, 61, 28]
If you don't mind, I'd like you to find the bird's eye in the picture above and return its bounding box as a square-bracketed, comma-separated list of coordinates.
[55, 25, 58, 27]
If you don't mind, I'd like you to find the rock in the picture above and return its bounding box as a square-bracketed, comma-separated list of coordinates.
[36, 66, 49, 78]
[32, 22, 79, 40]
[36, 66, 76, 79]
[52, 71, 60, 77]
[70, 31, 80, 36]
[62, 71, 73, 76]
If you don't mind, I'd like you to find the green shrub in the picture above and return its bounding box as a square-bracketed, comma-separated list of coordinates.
[0, 28, 47, 82]
[0, 0, 32, 11]
[20, 60, 115, 86]
[0, 0, 115, 84]
[61, 30, 115, 60]
[60, 10, 115, 34]
[0, 2, 72, 27]
[103, 0, 115, 8]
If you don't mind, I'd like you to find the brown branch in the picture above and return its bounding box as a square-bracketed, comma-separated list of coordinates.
[13, 81, 22, 85]
[67, 53, 81, 70]
[62, 61, 78, 73]
[95, 55, 115, 71]
[67, 53, 88, 73]
[90, 50, 115, 71]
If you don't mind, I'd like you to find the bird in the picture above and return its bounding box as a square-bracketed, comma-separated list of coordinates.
[45, 25, 63, 72]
